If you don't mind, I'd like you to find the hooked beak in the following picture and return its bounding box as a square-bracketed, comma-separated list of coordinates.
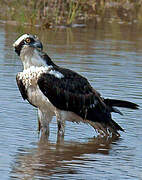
[30, 40, 43, 51]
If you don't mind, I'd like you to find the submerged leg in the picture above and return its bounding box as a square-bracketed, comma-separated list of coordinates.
[57, 119, 65, 136]
[38, 117, 41, 134]
[38, 109, 53, 137]
[55, 111, 65, 136]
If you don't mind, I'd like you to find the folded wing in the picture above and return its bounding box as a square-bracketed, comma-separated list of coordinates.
[37, 69, 107, 120]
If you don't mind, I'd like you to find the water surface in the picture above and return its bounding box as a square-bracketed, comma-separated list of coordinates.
[0, 22, 142, 179]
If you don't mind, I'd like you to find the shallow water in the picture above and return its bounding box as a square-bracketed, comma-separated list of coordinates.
[0, 22, 142, 179]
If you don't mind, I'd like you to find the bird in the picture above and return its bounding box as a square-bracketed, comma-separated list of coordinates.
[13, 34, 139, 137]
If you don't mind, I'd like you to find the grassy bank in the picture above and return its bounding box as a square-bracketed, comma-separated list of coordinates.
[0, 0, 142, 28]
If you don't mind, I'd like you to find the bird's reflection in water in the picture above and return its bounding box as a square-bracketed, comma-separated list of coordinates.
[10, 135, 120, 179]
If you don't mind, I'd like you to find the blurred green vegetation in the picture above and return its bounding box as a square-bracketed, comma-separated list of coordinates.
[0, 0, 142, 27]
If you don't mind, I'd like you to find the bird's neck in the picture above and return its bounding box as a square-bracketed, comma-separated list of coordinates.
[20, 47, 47, 70]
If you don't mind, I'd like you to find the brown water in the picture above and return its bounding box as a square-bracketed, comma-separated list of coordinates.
[0, 22, 142, 179]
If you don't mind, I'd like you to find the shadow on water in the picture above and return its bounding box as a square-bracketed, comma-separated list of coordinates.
[10, 135, 120, 179]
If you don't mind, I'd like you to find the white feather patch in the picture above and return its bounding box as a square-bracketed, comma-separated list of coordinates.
[17, 66, 64, 88]
[13, 34, 29, 47]
[49, 69, 64, 78]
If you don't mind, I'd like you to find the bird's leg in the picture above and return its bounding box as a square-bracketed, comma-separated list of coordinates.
[57, 132, 65, 144]
[38, 109, 52, 137]
[41, 118, 50, 137]
[57, 120, 65, 136]
[56, 111, 65, 136]
[38, 116, 41, 134]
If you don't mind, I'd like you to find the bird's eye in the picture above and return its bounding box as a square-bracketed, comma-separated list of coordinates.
[25, 38, 31, 43]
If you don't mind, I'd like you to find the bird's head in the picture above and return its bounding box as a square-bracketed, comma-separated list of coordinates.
[13, 34, 43, 56]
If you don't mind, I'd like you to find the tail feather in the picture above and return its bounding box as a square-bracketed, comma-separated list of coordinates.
[87, 98, 138, 136]
[109, 119, 124, 132]
[88, 119, 124, 136]
[111, 107, 123, 115]
[104, 99, 139, 109]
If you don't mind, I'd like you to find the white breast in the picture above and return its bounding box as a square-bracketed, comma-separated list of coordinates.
[18, 66, 51, 88]
[27, 86, 55, 112]
[17, 66, 55, 112]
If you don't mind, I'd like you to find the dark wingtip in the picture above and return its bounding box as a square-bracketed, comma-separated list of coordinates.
[118, 100, 139, 110]
[131, 103, 139, 110]
[110, 119, 125, 133]
[135, 104, 139, 109]
[105, 99, 139, 110]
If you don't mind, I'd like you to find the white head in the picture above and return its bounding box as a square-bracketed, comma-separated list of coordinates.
[13, 34, 43, 56]
[13, 34, 47, 69]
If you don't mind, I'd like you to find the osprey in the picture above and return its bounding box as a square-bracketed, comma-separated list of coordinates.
[13, 34, 138, 137]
